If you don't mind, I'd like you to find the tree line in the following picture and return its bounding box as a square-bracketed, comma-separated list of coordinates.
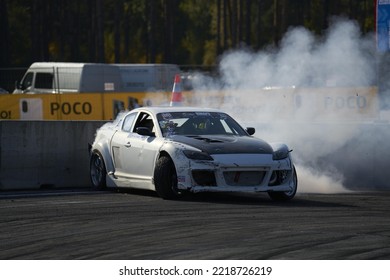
[0, 0, 375, 68]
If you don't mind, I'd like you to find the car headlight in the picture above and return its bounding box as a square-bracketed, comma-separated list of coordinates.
[273, 150, 290, 160]
[183, 150, 213, 160]
[271, 143, 292, 160]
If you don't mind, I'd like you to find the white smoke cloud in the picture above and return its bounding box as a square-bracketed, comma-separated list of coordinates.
[204, 19, 376, 89]
[191, 18, 380, 194]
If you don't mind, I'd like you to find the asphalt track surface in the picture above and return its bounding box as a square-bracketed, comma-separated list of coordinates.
[0, 188, 390, 260]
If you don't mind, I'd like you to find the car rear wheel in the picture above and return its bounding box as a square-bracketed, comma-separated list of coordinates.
[154, 156, 180, 200]
[268, 166, 297, 201]
[90, 151, 107, 190]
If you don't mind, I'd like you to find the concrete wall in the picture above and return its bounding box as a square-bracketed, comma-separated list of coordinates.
[0, 120, 105, 190]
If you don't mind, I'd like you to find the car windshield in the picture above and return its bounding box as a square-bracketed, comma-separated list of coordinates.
[157, 111, 247, 137]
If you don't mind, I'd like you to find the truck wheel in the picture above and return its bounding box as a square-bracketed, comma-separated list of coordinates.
[154, 156, 180, 199]
[90, 151, 107, 190]
[268, 166, 297, 201]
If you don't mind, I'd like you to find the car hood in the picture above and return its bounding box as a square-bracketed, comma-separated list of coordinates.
[170, 135, 273, 154]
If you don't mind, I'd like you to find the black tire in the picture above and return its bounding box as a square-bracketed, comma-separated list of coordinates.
[154, 156, 180, 200]
[268, 166, 298, 201]
[90, 151, 107, 190]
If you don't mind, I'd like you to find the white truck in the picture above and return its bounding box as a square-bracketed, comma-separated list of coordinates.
[13, 62, 125, 94]
[116, 63, 180, 92]
[13, 62, 181, 94]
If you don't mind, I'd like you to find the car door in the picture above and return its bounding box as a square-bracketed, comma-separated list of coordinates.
[110, 112, 137, 177]
[111, 112, 160, 184]
[124, 112, 160, 178]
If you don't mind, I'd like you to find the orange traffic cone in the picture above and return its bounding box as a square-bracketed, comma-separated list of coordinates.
[170, 74, 183, 106]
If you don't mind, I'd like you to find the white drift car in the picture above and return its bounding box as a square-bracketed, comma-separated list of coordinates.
[89, 106, 297, 201]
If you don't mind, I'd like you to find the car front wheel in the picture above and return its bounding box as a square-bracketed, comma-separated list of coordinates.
[154, 156, 180, 200]
[90, 151, 107, 190]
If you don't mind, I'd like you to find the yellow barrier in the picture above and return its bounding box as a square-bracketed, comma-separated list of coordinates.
[184, 87, 379, 121]
[0, 87, 379, 121]
[293, 87, 379, 121]
[0, 92, 170, 120]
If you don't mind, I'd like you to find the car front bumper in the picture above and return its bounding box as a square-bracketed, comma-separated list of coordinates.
[176, 154, 296, 193]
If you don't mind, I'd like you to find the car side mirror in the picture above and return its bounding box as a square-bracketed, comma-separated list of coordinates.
[15, 80, 22, 90]
[246, 127, 255, 135]
[136, 127, 155, 137]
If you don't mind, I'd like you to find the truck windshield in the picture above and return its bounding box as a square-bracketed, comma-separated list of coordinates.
[20, 72, 34, 90]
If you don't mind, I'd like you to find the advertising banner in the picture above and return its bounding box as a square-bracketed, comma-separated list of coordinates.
[0, 88, 379, 122]
[377, 0, 390, 52]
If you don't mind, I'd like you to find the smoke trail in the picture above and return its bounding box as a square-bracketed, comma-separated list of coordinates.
[191, 18, 380, 193]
